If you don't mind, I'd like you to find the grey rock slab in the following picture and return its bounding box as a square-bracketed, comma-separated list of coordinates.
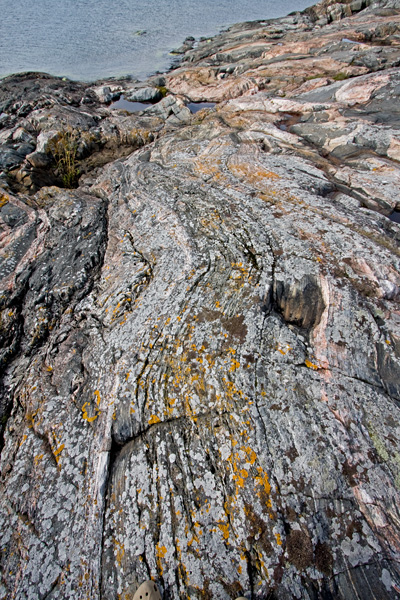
[126, 87, 163, 103]
[1, 2, 400, 600]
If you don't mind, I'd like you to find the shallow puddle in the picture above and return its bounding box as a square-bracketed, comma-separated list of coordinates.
[187, 102, 216, 113]
[110, 95, 150, 113]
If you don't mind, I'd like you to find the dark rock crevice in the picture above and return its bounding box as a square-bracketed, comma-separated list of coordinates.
[273, 273, 326, 331]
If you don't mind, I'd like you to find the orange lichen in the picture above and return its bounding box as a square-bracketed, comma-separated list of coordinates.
[156, 543, 167, 575]
[113, 539, 125, 566]
[54, 444, 65, 457]
[148, 415, 161, 425]
[0, 193, 9, 208]
[82, 402, 99, 423]
[275, 533, 283, 546]
[229, 359, 240, 372]
[305, 359, 319, 370]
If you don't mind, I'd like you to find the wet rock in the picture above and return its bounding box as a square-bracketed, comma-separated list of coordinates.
[143, 95, 191, 123]
[171, 35, 196, 55]
[92, 85, 119, 103]
[126, 86, 163, 103]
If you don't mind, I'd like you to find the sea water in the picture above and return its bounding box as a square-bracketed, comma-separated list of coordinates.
[0, 0, 314, 82]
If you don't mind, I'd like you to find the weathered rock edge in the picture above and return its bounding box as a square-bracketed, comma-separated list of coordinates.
[0, 0, 400, 599]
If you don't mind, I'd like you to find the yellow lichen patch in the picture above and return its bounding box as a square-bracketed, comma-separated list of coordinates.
[54, 444, 65, 458]
[255, 551, 270, 580]
[218, 522, 230, 540]
[156, 543, 167, 576]
[114, 539, 125, 566]
[221, 377, 244, 402]
[230, 262, 251, 283]
[34, 453, 44, 466]
[94, 390, 101, 406]
[229, 161, 280, 187]
[194, 154, 230, 184]
[234, 474, 245, 489]
[258, 191, 276, 203]
[81, 402, 100, 423]
[255, 467, 272, 496]
[175, 538, 189, 582]
[53, 442, 65, 465]
[0, 193, 9, 208]
[26, 409, 39, 429]
[305, 359, 319, 370]
[148, 415, 161, 425]
[275, 533, 283, 546]
[229, 359, 240, 372]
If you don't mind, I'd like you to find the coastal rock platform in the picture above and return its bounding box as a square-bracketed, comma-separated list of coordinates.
[0, 1, 400, 599]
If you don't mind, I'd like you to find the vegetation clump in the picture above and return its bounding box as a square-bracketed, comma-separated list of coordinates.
[156, 85, 168, 98]
[332, 72, 349, 81]
[49, 127, 80, 188]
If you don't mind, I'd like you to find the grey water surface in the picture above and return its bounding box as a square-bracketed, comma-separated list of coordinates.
[0, 0, 314, 82]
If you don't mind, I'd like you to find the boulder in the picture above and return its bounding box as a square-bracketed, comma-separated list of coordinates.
[126, 87, 163, 103]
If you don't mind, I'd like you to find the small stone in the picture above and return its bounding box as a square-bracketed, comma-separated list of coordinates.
[133, 581, 162, 600]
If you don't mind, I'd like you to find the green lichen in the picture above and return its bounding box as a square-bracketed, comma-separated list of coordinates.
[332, 72, 349, 81]
[156, 85, 168, 98]
[368, 424, 400, 490]
[368, 424, 389, 462]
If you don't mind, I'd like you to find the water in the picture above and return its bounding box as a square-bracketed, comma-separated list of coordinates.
[110, 96, 150, 112]
[389, 211, 400, 224]
[0, 0, 314, 82]
[187, 102, 216, 113]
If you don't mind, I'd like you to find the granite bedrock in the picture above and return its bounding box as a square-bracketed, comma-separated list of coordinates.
[0, 0, 400, 599]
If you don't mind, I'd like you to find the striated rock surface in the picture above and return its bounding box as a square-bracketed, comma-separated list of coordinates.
[1, 1, 400, 599]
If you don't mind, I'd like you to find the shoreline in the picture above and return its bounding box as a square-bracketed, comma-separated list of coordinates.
[0, 0, 317, 84]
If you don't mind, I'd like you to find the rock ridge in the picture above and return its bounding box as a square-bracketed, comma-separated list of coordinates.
[0, 0, 400, 599]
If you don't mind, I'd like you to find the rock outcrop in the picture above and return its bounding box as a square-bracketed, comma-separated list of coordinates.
[1, 1, 400, 599]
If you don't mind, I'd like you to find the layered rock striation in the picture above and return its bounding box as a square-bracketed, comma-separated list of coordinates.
[0, 0, 400, 599]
